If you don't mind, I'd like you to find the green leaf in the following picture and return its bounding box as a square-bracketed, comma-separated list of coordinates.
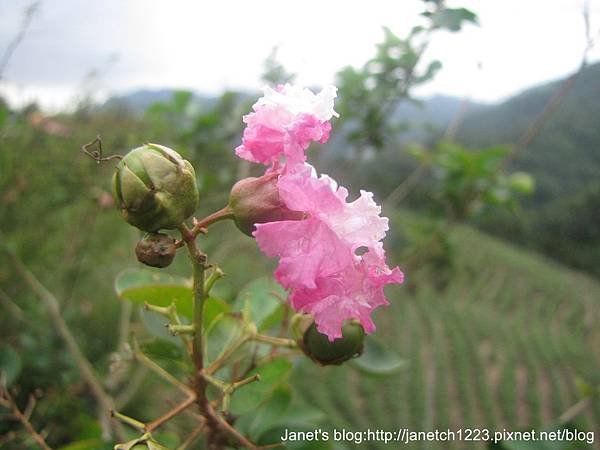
[229, 358, 293, 415]
[245, 385, 292, 440]
[56, 439, 109, 450]
[140, 339, 183, 361]
[253, 398, 328, 447]
[425, 7, 478, 32]
[172, 90, 193, 114]
[205, 312, 246, 366]
[139, 307, 181, 343]
[0, 345, 22, 386]
[350, 337, 406, 376]
[146, 440, 172, 450]
[509, 172, 535, 195]
[234, 277, 287, 331]
[115, 268, 193, 318]
[203, 296, 231, 330]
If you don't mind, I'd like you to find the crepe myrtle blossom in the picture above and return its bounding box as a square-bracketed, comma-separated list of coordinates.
[232, 84, 403, 341]
[235, 84, 338, 168]
[253, 165, 404, 341]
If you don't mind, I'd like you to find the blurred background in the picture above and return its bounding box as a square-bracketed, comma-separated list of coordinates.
[1, 1, 600, 449]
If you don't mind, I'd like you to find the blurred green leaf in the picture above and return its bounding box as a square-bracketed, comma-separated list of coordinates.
[172, 90, 193, 114]
[140, 339, 183, 361]
[205, 312, 245, 364]
[423, 7, 478, 31]
[139, 307, 182, 344]
[251, 397, 328, 447]
[115, 268, 193, 317]
[234, 277, 287, 331]
[229, 358, 293, 415]
[203, 296, 231, 330]
[0, 104, 7, 128]
[0, 345, 22, 386]
[509, 172, 535, 195]
[350, 337, 406, 376]
[244, 385, 292, 440]
[147, 440, 172, 450]
[56, 439, 109, 450]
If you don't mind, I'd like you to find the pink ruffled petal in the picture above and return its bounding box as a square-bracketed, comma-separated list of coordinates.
[254, 218, 352, 290]
[233, 84, 404, 341]
[235, 85, 338, 167]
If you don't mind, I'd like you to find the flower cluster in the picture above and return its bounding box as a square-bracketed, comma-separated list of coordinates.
[234, 84, 403, 341]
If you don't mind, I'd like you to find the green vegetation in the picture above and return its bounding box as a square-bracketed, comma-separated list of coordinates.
[293, 213, 600, 449]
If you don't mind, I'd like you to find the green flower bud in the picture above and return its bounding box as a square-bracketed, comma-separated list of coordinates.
[112, 144, 198, 232]
[228, 173, 304, 236]
[135, 232, 176, 268]
[301, 321, 365, 366]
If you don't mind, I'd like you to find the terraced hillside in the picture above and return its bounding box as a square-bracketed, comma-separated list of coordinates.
[291, 215, 600, 449]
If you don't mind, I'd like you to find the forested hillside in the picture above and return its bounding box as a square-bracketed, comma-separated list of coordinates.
[457, 62, 600, 276]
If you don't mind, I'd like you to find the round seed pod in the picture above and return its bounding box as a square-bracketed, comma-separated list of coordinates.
[301, 321, 365, 365]
[112, 144, 198, 232]
[135, 232, 177, 268]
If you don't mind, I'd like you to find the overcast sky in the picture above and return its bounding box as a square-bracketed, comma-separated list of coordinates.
[1, 0, 599, 110]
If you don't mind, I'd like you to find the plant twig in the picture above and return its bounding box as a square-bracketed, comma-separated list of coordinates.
[177, 422, 206, 450]
[252, 334, 297, 349]
[502, 2, 598, 169]
[179, 223, 264, 450]
[0, 237, 124, 440]
[205, 334, 250, 375]
[145, 395, 196, 432]
[0, 384, 52, 450]
[0, 287, 25, 321]
[190, 207, 234, 237]
[382, 163, 427, 208]
[0, 1, 41, 81]
[132, 341, 193, 397]
[558, 397, 592, 424]
[109, 410, 146, 432]
[145, 302, 192, 353]
[115, 366, 148, 409]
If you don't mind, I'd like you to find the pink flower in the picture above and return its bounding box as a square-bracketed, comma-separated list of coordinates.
[233, 84, 403, 341]
[253, 165, 403, 340]
[235, 84, 338, 167]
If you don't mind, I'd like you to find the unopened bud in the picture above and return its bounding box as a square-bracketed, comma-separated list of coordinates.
[228, 173, 304, 236]
[135, 233, 176, 268]
[112, 144, 198, 232]
[301, 321, 365, 365]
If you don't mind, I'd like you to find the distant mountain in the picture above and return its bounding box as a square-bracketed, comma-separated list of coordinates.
[104, 88, 476, 121]
[457, 61, 600, 203]
[455, 61, 600, 275]
[102, 89, 221, 115]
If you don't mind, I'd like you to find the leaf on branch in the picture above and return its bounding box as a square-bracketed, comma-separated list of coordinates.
[115, 268, 193, 317]
[350, 337, 407, 376]
[234, 276, 288, 331]
[423, 8, 478, 32]
[229, 357, 293, 415]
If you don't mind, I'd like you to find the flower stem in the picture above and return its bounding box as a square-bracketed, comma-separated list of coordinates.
[191, 206, 234, 236]
[178, 222, 262, 450]
[253, 334, 298, 348]
[110, 410, 146, 432]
